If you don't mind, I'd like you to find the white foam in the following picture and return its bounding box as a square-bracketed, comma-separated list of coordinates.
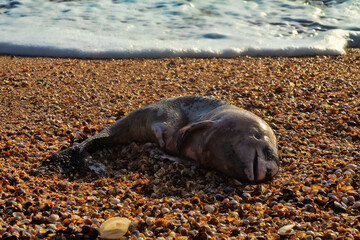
[0, 30, 352, 58]
[0, 0, 359, 58]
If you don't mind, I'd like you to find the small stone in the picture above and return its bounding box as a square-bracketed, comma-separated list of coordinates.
[242, 192, 251, 199]
[305, 235, 314, 240]
[22, 231, 32, 238]
[22, 219, 31, 224]
[348, 196, 355, 203]
[131, 230, 140, 238]
[318, 189, 327, 196]
[352, 201, 360, 209]
[108, 188, 118, 196]
[333, 201, 347, 213]
[204, 205, 215, 213]
[110, 198, 121, 205]
[243, 216, 257, 225]
[215, 194, 225, 201]
[341, 197, 349, 205]
[74, 233, 85, 239]
[168, 231, 176, 238]
[81, 226, 99, 239]
[303, 204, 315, 212]
[323, 230, 337, 239]
[1, 233, 16, 240]
[99, 217, 131, 239]
[230, 228, 241, 237]
[193, 231, 209, 240]
[344, 169, 355, 176]
[144, 231, 154, 237]
[178, 226, 188, 236]
[344, 164, 357, 170]
[12, 212, 23, 220]
[146, 217, 155, 226]
[223, 187, 234, 194]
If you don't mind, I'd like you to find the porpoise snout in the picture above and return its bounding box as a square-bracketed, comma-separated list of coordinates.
[243, 141, 279, 183]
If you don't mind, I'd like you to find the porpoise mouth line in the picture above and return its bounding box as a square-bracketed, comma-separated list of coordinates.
[253, 150, 259, 182]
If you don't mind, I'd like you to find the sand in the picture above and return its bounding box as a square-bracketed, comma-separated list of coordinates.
[0, 50, 359, 239]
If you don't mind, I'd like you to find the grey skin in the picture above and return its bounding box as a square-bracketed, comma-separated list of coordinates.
[44, 95, 279, 183]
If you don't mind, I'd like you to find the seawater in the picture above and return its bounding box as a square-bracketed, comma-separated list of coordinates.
[0, 0, 359, 58]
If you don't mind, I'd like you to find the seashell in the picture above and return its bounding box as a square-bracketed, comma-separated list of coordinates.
[99, 217, 131, 239]
[48, 214, 60, 223]
[277, 224, 295, 236]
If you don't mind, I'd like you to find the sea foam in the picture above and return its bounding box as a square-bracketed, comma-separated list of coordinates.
[0, 0, 359, 58]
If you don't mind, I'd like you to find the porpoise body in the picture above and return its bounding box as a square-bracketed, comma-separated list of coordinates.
[44, 95, 279, 183]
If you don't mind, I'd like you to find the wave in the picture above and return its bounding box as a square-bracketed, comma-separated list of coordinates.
[0, 30, 357, 58]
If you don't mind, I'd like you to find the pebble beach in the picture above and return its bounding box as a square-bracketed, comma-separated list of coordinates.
[0, 50, 360, 239]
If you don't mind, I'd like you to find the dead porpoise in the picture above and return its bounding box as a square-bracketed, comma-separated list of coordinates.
[44, 95, 279, 183]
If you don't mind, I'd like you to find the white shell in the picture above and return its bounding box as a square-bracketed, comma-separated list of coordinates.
[99, 217, 131, 239]
[277, 224, 295, 236]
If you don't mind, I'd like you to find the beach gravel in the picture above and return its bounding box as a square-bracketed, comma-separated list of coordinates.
[0, 50, 360, 239]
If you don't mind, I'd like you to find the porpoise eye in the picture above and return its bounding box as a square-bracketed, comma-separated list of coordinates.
[254, 132, 261, 140]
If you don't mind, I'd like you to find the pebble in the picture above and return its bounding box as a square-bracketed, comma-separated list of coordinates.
[223, 187, 234, 194]
[146, 217, 155, 226]
[204, 205, 215, 213]
[348, 196, 355, 203]
[178, 226, 188, 236]
[229, 199, 239, 207]
[1, 54, 360, 239]
[242, 192, 251, 199]
[344, 164, 357, 170]
[333, 201, 347, 213]
[110, 198, 121, 205]
[305, 231, 315, 237]
[230, 228, 241, 237]
[352, 202, 360, 209]
[341, 197, 349, 204]
[243, 216, 257, 225]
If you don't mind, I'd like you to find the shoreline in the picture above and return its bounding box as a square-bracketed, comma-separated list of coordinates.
[1, 49, 359, 239]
